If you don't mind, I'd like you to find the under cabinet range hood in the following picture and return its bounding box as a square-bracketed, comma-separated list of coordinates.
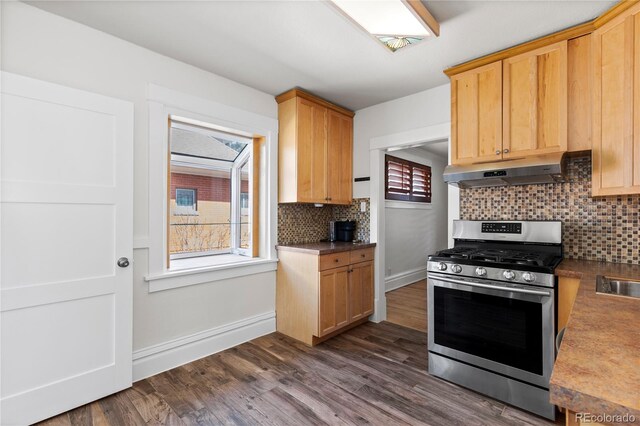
[443, 152, 567, 188]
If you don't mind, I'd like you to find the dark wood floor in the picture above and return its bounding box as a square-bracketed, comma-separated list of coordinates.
[39, 321, 561, 425]
[386, 280, 428, 332]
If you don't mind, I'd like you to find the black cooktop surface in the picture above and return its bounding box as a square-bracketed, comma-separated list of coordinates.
[429, 246, 563, 273]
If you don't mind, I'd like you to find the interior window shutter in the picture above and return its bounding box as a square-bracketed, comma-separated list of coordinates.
[385, 154, 431, 204]
[386, 158, 411, 200]
[411, 165, 432, 202]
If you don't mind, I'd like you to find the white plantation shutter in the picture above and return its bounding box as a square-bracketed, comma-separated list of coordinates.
[385, 155, 432, 203]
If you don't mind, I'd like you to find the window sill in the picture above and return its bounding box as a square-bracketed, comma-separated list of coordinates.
[145, 256, 278, 293]
[385, 200, 433, 210]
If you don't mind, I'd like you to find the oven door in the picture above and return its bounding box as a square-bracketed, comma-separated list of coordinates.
[428, 272, 555, 388]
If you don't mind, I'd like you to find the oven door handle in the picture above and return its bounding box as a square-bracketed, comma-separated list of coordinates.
[430, 275, 551, 297]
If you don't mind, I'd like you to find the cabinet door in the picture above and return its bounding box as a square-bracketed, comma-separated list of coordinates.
[450, 61, 503, 165]
[567, 35, 592, 153]
[327, 110, 353, 204]
[349, 261, 374, 322]
[318, 266, 349, 336]
[503, 41, 568, 159]
[592, 7, 640, 195]
[297, 98, 327, 203]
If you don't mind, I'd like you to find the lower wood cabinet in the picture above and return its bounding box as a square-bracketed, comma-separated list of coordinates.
[319, 266, 350, 336]
[349, 261, 374, 323]
[276, 246, 375, 345]
[558, 276, 581, 332]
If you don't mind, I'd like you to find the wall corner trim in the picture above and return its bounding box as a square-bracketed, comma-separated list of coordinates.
[132, 311, 275, 381]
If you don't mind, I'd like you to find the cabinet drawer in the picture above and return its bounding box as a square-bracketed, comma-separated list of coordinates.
[319, 252, 350, 271]
[350, 248, 374, 264]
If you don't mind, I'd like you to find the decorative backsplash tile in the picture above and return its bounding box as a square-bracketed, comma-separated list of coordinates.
[278, 198, 371, 245]
[460, 155, 640, 264]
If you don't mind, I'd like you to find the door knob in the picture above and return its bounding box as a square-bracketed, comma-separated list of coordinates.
[117, 257, 130, 268]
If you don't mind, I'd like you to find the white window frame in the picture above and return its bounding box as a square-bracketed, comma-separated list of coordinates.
[145, 84, 278, 293]
[230, 146, 252, 257]
[169, 122, 252, 259]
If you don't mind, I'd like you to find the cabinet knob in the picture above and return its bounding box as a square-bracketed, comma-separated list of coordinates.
[503, 148, 510, 154]
[361, 254, 365, 258]
[334, 258, 339, 263]
[495, 150, 501, 155]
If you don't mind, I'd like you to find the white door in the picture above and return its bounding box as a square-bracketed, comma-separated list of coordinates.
[0, 72, 134, 425]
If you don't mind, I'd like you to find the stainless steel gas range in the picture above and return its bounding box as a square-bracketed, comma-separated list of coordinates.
[427, 220, 562, 420]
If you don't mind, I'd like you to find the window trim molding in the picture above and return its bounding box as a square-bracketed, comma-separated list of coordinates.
[146, 84, 278, 291]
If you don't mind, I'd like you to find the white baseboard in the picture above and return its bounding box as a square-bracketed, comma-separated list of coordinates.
[385, 266, 428, 292]
[132, 312, 275, 381]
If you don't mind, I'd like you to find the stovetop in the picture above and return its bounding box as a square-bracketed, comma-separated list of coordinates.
[428, 245, 563, 274]
[429, 220, 564, 276]
[433, 247, 559, 267]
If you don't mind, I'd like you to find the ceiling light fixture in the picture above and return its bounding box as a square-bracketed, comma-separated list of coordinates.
[330, 0, 439, 52]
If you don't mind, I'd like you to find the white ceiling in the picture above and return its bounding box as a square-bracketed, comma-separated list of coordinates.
[27, 0, 614, 111]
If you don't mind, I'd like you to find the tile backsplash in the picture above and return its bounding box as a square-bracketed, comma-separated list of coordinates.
[333, 198, 371, 242]
[460, 155, 640, 264]
[278, 198, 370, 245]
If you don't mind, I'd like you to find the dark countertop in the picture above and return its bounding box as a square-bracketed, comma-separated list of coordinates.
[276, 241, 376, 255]
[550, 259, 640, 420]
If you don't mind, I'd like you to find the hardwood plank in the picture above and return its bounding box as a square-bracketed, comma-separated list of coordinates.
[38, 413, 72, 426]
[385, 280, 427, 332]
[39, 321, 561, 426]
[259, 387, 329, 426]
[97, 391, 146, 426]
[179, 408, 219, 426]
[67, 405, 92, 426]
[129, 392, 184, 425]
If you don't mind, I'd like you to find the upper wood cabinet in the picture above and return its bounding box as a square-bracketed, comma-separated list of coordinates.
[503, 41, 568, 159]
[327, 109, 353, 204]
[450, 41, 569, 165]
[592, 4, 640, 196]
[451, 62, 503, 165]
[567, 35, 592, 153]
[277, 89, 354, 205]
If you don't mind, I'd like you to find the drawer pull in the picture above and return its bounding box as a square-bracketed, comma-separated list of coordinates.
[361, 254, 365, 258]
[334, 258, 339, 262]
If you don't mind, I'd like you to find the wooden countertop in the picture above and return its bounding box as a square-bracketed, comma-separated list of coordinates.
[276, 241, 376, 255]
[551, 259, 640, 420]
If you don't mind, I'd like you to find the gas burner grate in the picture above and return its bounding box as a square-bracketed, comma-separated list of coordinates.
[435, 248, 476, 259]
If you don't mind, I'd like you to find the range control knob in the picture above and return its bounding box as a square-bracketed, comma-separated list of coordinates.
[437, 262, 448, 271]
[522, 272, 536, 283]
[503, 270, 516, 280]
[451, 264, 463, 273]
[475, 267, 487, 277]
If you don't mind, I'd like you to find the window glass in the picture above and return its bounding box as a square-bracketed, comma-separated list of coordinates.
[176, 189, 196, 208]
[239, 160, 250, 250]
[168, 118, 252, 263]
